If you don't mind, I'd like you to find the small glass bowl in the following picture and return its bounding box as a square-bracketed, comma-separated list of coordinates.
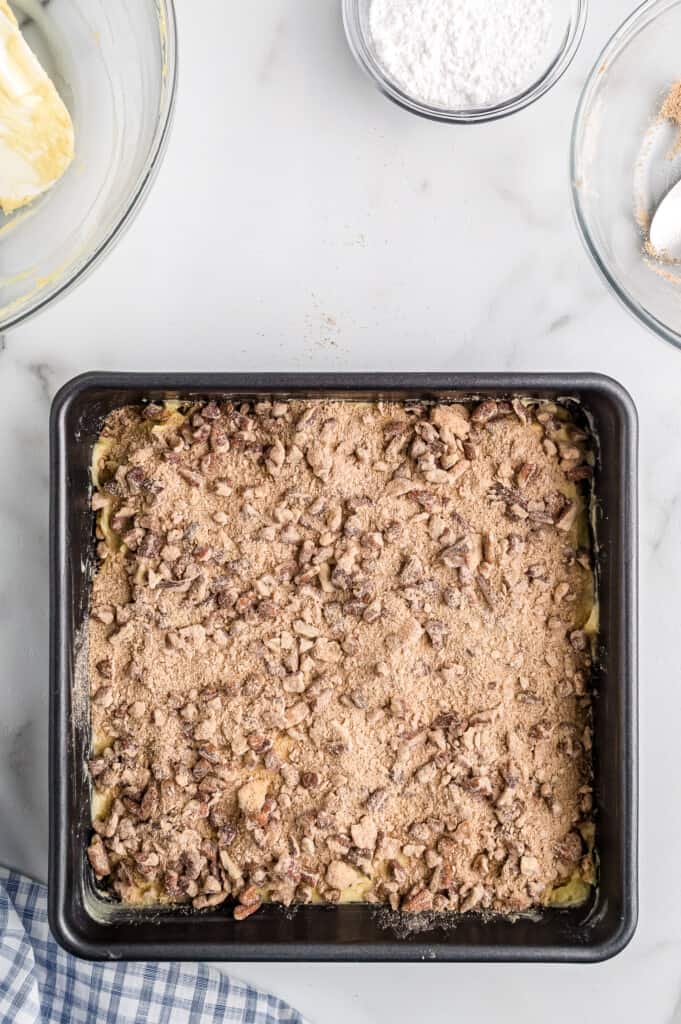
[342, 0, 588, 124]
[571, 0, 681, 352]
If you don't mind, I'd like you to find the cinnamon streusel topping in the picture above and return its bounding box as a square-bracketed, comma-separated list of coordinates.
[87, 397, 595, 918]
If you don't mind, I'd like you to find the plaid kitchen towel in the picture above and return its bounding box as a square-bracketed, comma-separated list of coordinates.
[0, 868, 309, 1024]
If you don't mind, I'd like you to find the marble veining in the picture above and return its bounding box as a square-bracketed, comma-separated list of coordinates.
[0, 1, 676, 1020]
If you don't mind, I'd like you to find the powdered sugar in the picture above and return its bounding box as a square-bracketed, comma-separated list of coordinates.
[369, 0, 553, 110]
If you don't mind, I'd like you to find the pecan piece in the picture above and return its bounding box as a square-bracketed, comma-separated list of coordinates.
[424, 619, 447, 648]
[142, 401, 166, 419]
[401, 889, 433, 913]
[516, 462, 538, 488]
[233, 900, 262, 920]
[138, 783, 159, 821]
[366, 787, 388, 812]
[470, 400, 498, 424]
[193, 891, 228, 910]
[87, 835, 111, 878]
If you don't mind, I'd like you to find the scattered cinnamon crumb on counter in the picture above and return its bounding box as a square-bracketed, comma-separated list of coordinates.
[87, 397, 596, 919]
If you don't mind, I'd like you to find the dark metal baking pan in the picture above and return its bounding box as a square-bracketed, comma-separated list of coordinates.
[49, 372, 638, 962]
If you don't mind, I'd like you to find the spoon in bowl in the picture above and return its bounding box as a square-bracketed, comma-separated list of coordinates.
[649, 176, 681, 261]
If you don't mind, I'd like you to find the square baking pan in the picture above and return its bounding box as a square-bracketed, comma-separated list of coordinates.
[49, 371, 638, 962]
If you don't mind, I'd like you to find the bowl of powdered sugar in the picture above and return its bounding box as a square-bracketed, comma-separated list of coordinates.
[343, 0, 587, 122]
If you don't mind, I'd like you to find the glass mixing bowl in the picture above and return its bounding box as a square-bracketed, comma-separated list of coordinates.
[571, 0, 681, 351]
[0, 0, 177, 332]
[342, 0, 588, 124]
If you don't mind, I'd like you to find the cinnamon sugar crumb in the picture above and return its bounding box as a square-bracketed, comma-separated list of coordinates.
[87, 397, 596, 918]
[638, 81, 681, 266]
[660, 80, 681, 157]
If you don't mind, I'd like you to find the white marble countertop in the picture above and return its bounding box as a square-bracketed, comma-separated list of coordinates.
[0, 0, 675, 1019]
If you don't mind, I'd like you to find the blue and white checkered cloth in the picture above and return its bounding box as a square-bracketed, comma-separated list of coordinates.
[0, 868, 309, 1024]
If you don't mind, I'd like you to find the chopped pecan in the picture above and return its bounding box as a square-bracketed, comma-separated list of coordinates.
[424, 619, 447, 647]
[233, 900, 261, 920]
[401, 888, 433, 913]
[138, 784, 159, 821]
[366, 787, 388, 812]
[470, 400, 498, 424]
[87, 836, 111, 878]
[400, 556, 424, 586]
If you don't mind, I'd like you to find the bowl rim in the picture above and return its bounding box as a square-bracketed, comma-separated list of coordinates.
[342, 0, 589, 124]
[570, 0, 681, 352]
[0, 0, 179, 336]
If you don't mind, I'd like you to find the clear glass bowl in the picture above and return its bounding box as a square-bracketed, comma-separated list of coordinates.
[342, 0, 588, 123]
[571, 0, 681, 351]
[0, 0, 177, 332]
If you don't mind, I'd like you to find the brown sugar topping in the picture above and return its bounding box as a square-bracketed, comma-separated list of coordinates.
[87, 397, 595, 917]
